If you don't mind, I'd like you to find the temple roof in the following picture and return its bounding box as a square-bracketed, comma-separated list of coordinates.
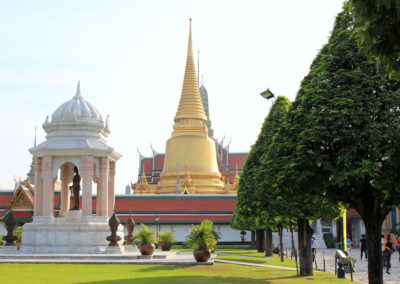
[31, 82, 121, 160]
[51, 81, 103, 123]
[174, 19, 207, 122]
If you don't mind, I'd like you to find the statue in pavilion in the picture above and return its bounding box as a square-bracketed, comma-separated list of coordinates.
[69, 166, 81, 210]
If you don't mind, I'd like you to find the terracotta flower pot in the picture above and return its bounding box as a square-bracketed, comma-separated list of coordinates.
[193, 249, 212, 262]
[139, 244, 155, 255]
[160, 242, 172, 251]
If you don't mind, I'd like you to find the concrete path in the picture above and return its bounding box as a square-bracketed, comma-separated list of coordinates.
[315, 249, 400, 284]
[215, 258, 298, 271]
[0, 251, 214, 265]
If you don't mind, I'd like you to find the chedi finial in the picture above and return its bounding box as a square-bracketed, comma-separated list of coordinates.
[74, 80, 82, 98]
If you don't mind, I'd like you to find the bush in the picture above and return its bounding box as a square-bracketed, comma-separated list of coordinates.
[0, 235, 3, 245]
[212, 227, 221, 242]
[158, 231, 175, 243]
[16, 226, 23, 243]
[187, 220, 217, 251]
[135, 224, 157, 245]
[323, 233, 336, 248]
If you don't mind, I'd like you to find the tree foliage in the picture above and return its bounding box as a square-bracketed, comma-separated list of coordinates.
[273, 4, 400, 283]
[351, 0, 400, 75]
[235, 96, 295, 232]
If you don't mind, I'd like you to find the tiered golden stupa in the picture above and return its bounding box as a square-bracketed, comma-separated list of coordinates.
[156, 19, 225, 194]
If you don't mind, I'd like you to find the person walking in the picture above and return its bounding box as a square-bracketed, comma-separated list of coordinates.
[383, 233, 396, 274]
[397, 236, 400, 263]
[360, 234, 367, 260]
[346, 235, 352, 252]
[311, 236, 318, 262]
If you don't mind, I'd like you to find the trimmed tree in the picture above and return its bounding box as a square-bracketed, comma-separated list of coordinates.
[260, 98, 342, 275]
[274, 5, 400, 283]
[253, 96, 295, 262]
[234, 96, 292, 256]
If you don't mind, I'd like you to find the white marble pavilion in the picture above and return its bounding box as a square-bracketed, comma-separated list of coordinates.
[20, 81, 124, 254]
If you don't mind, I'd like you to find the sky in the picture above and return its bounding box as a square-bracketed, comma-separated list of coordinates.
[0, 0, 344, 193]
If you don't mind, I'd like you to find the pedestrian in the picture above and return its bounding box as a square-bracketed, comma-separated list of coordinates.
[397, 236, 400, 263]
[382, 234, 386, 267]
[360, 234, 367, 260]
[346, 234, 352, 252]
[383, 233, 396, 274]
[311, 236, 318, 262]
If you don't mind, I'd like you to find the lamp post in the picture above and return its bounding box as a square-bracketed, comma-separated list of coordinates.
[155, 215, 160, 248]
[155, 215, 160, 233]
[260, 88, 275, 100]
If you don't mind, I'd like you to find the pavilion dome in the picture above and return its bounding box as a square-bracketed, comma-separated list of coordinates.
[51, 81, 103, 123]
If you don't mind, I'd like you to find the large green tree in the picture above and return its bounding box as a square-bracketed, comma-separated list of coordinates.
[253, 96, 295, 262]
[274, 5, 400, 283]
[351, 0, 400, 75]
[234, 97, 292, 255]
[257, 97, 342, 275]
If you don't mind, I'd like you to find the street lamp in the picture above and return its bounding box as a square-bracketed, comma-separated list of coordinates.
[155, 215, 160, 233]
[155, 215, 160, 249]
[260, 88, 275, 100]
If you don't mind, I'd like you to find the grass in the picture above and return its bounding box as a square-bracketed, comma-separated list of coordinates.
[172, 246, 298, 268]
[0, 263, 354, 284]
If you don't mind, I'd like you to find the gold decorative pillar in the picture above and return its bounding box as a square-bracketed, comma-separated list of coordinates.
[98, 157, 109, 216]
[82, 156, 94, 216]
[108, 161, 116, 217]
[41, 156, 54, 217]
[59, 164, 70, 217]
[33, 157, 43, 216]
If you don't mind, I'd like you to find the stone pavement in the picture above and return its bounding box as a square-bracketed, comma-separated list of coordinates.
[315, 249, 400, 283]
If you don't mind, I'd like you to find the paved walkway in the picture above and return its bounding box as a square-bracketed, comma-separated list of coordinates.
[215, 258, 298, 271]
[315, 249, 400, 283]
[0, 251, 214, 265]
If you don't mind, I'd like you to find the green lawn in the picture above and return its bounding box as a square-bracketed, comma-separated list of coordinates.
[0, 263, 354, 284]
[172, 246, 298, 268]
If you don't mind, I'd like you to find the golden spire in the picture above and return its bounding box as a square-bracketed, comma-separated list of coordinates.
[137, 167, 149, 194]
[174, 18, 207, 122]
[140, 167, 148, 186]
[232, 164, 240, 190]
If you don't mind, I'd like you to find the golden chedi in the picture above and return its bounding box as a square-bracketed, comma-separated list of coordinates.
[157, 19, 224, 194]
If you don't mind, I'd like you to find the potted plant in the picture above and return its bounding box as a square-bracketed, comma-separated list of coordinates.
[135, 224, 157, 255]
[158, 231, 175, 251]
[187, 220, 217, 262]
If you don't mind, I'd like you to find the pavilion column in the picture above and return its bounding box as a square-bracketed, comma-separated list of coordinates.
[331, 219, 337, 238]
[96, 181, 100, 215]
[82, 156, 93, 216]
[42, 156, 54, 217]
[59, 164, 70, 217]
[108, 161, 116, 217]
[33, 157, 43, 216]
[315, 219, 322, 235]
[97, 157, 109, 216]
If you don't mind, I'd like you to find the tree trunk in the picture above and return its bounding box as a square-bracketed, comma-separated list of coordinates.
[265, 228, 273, 256]
[297, 218, 313, 276]
[251, 230, 256, 248]
[256, 229, 265, 252]
[278, 225, 284, 262]
[363, 212, 385, 284]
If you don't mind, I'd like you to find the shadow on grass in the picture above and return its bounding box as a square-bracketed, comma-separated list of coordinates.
[134, 265, 187, 273]
[77, 276, 272, 284]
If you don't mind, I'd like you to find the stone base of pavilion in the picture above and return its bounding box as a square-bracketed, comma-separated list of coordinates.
[0, 251, 215, 265]
[18, 210, 124, 254]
